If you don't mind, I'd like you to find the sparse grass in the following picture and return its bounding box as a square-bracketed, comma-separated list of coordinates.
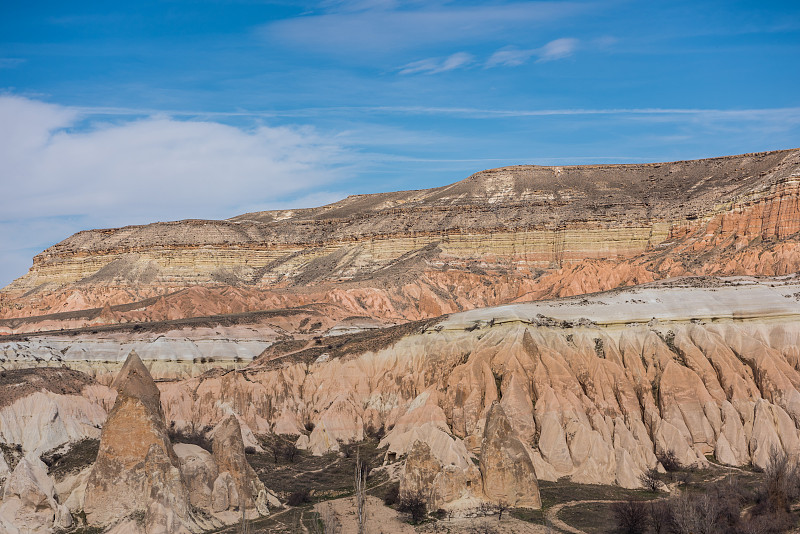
[538, 479, 654, 509]
[247, 437, 388, 502]
[42, 438, 99, 480]
[510, 507, 545, 524]
[561, 501, 619, 533]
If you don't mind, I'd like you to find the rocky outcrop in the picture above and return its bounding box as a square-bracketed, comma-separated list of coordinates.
[81, 351, 274, 533]
[84, 351, 182, 527]
[210, 415, 273, 515]
[0, 456, 72, 534]
[479, 403, 541, 508]
[2, 150, 799, 339]
[149, 277, 800, 491]
[0, 368, 113, 454]
[399, 439, 482, 511]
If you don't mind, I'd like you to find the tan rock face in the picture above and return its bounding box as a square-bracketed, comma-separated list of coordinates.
[211, 414, 270, 515]
[147, 278, 800, 491]
[145, 444, 191, 534]
[3, 150, 800, 338]
[479, 403, 541, 508]
[399, 439, 481, 511]
[80, 352, 274, 532]
[0, 456, 72, 533]
[84, 351, 180, 527]
[173, 444, 217, 510]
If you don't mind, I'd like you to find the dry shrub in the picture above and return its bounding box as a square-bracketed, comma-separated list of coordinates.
[612, 499, 648, 534]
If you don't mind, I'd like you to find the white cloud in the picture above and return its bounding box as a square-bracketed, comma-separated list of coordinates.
[0, 95, 354, 286]
[486, 48, 537, 68]
[487, 38, 579, 68]
[537, 37, 579, 62]
[399, 52, 474, 75]
[0, 96, 349, 221]
[264, 2, 592, 55]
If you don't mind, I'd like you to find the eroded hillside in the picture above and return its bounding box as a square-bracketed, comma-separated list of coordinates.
[2, 149, 799, 337]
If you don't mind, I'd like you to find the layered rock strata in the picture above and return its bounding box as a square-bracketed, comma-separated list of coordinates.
[2, 149, 799, 337]
[153, 277, 800, 496]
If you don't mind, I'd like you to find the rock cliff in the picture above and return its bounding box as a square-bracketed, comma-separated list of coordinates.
[2, 149, 799, 338]
[3, 150, 800, 529]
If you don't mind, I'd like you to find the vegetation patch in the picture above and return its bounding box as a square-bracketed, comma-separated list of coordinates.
[42, 438, 99, 480]
[246, 437, 388, 502]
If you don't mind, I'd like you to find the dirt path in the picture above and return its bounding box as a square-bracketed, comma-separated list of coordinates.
[546, 499, 621, 534]
[291, 456, 340, 478]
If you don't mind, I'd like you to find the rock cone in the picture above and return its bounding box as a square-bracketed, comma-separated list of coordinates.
[84, 350, 188, 529]
[480, 402, 541, 508]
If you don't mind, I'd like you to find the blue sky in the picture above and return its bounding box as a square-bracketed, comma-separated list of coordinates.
[1, 0, 799, 287]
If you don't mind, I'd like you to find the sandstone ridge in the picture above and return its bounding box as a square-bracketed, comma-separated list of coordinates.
[2, 149, 800, 337]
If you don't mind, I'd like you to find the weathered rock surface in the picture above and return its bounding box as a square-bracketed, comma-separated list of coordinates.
[2, 149, 799, 340]
[84, 351, 182, 527]
[77, 351, 275, 533]
[2, 150, 800, 523]
[0, 456, 72, 534]
[399, 439, 482, 511]
[211, 415, 273, 515]
[150, 277, 800, 491]
[480, 403, 541, 508]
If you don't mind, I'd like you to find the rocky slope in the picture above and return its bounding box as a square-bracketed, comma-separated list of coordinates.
[0, 352, 277, 533]
[147, 276, 800, 508]
[1, 149, 799, 338]
[2, 149, 800, 531]
[2, 275, 800, 528]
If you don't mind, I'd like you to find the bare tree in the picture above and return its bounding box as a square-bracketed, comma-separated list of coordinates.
[496, 500, 508, 521]
[648, 499, 672, 534]
[316, 505, 341, 534]
[612, 499, 647, 534]
[639, 467, 661, 492]
[355, 447, 367, 534]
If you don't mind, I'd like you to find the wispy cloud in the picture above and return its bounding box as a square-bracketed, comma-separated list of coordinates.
[486, 38, 579, 67]
[0, 95, 358, 285]
[0, 58, 26, 69]
[64, 103, 800, 124]
[537, 37, 579, 61]
[398, 52, 473, 75]
[263, 2, 595, 55]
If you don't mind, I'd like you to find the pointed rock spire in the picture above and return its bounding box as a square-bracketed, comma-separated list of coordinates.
[480, 402, 541, 508]
[84, 350, 186, 528]
[111, 350, 161, 413]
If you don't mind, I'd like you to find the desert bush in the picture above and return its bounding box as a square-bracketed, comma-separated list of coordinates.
[668, 488, 741, 534]
[639, 467, 661, 492]
[657, 450, 681, 472]
[383, 484, 400, 506]
[397, 490, 427, 524]
[283, 441, 300, 463]
[749, 448, 800, 530]
[365, 424, 385, 441]
[612, 499, 648, 534]
[287, 489, 311, 507]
